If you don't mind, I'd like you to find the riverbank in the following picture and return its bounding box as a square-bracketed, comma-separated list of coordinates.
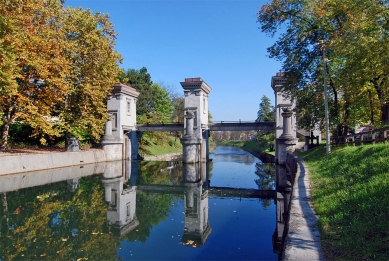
[296, 144, 389, 260]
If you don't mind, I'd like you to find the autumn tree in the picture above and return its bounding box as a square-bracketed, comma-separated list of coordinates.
[0, 2, 121, 150]
[0, 0, 70, 150]
[59, 7, 122, 143]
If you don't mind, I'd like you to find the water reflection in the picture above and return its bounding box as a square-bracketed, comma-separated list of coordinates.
[0, 147, 293, 260]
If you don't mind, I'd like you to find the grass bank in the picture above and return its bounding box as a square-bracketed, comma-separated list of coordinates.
[296, 144, 389, 260]
[139, 136, 182, 156]
[214, 140, 274, 155]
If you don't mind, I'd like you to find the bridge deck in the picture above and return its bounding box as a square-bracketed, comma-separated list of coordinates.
[137, 184, 275, 198]
[136, 122, 275, 132]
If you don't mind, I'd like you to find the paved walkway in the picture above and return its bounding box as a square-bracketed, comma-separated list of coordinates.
[282, 156, 326, 261]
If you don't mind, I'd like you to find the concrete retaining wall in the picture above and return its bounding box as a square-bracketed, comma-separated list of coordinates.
[0, 150, 106, 176]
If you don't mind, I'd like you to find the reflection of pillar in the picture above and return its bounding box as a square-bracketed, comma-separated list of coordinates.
[273, 188, 291, 254]
[275, 164, 292, 192]
[67, 178, 80, 192]
[181, 170, 212, 248]
[101, 161, 139, 238]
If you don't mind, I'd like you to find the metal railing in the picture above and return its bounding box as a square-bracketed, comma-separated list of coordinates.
[331, 126, 389, 146]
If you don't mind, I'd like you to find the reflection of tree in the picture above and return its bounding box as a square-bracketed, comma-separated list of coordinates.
[138, 161, 184, 185]
[0, 176, 119, 260]
[122, 161, 182, 242]
[254, 163, 276, 209]
[121, 192, 179, 243]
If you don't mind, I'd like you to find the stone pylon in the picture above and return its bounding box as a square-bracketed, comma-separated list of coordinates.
[276, 107, 296, 165]
[275, 107, 296, 191]
[181, 111, 202, 163]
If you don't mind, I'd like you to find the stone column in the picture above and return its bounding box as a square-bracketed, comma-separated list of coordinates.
[101, 119, 123, 161]
[181, 111, 201, 163]
[201, 130, 210, 162]
[276, 107, 296, 165]
[280, 107, 293, 139]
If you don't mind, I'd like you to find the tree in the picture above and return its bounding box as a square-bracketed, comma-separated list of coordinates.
[149, 83, 172, 123]
[170, 96, 184, 123]
[59, 7, 122, 143]
[256, 95, 274, 122]
[258, 0, 389, 134]
[256, 95, 275, 151]
[0, 0, 70, 150]
[120, 67, 154, 118]
[0, 2, 121, 150]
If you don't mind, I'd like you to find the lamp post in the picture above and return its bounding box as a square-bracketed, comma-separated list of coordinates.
[323, 46, 331, 154]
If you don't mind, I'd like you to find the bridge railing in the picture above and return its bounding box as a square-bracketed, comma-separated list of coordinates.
[212, 120, 265, 124]
[330, 126, 389, 146]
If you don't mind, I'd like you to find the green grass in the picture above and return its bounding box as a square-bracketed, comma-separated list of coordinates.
[140, 136, 182, 156]
[214, 140, 275, 154]
[296, 144, 389, 260]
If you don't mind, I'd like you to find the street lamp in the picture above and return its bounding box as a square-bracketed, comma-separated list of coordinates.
[322, 45, 331, 154]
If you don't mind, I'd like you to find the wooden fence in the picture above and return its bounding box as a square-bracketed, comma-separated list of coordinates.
[330, 126, 389, 146]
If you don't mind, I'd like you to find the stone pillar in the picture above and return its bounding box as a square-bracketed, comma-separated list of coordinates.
[280, 108, 293, 139]
[276, 108, 296, 165]
[201, 130, 210, 162]
[101, 119, 123, 161]
[181, 111, 202, 163]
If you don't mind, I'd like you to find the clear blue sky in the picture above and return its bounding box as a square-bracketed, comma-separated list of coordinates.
[65, 0, 281, 122]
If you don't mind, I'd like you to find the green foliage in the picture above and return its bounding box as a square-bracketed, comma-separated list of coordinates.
[170, 96, 185, 123]
[258, 0, 389, 134]
[256, 131, 275, 152]
[0, 176, 119, 260]
[256, 95, 275, 151]
[254, 162, 276, 208]
[120, 67, 154, 117]
[139, 135, 182, 157]
[256, 95, 273, 122]
[297, 144, 389, 260]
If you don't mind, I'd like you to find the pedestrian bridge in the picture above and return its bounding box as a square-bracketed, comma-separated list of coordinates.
[102, 77, 286, 163]
[136, 121, 275, 132]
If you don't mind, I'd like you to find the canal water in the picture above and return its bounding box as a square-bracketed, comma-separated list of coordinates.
[0, 146, 281, 260]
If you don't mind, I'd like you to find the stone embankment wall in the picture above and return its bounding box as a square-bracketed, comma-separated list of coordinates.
[0, 150, 106, 176]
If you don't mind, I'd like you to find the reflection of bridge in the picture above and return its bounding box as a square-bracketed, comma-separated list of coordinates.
[0, 157, 295, 255]
[137, 184, 274, 198]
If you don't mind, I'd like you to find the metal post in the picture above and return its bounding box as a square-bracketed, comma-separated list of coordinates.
[323, 47, 331, 154]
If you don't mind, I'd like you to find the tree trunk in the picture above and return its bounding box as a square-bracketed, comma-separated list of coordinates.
[368, 90, 375, 125]
[382, 102, 389, 124]
[1, 121, 10, 151]
[371, 76, 388, 124]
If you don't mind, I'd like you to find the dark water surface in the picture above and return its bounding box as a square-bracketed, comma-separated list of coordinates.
[0, 146, 279, 260]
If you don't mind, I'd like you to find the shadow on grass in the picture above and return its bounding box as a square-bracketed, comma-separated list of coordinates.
[299, 143, 389, 260]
